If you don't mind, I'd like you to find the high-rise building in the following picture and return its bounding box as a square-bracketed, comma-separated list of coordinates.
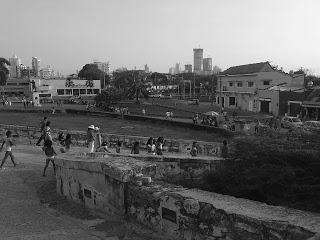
[144, 64, 150, 73]
[93, 61, 109, 74]
[169, 67, 175, 75]
[174, 63, 180, 74]
[185, 64, 192, 73]
[9, 55, 21, 78]
[203, 57, 212, 72]
[193, 48, 203, 73]
[32, 57, 40, 77]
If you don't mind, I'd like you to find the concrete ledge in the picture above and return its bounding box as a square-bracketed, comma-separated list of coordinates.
[0, 123, 223, 157]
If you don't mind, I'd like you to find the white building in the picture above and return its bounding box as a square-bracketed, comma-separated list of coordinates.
[193, 48, 203, 73]
[32, 78, 101, 100]
[216, 62, 298, 114]
[9, 55, 21, 78]
[40, 66, 54, 79]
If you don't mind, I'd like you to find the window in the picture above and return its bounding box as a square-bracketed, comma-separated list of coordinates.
[57, 89, 65, 95]
[263, 80, 271, 86]
[87, 89, 93, 95]
[237, 81, 243, 87]
[222, 86, 227, 91]
[73, 89, 80, 96]
[247, 81, 254, 87]
[93, 89, 99, 94]
[80, 89, 86, 95]
[229, 97, 236, 106]
[65, 89, 72, 95]
[229, 82, 234, 87]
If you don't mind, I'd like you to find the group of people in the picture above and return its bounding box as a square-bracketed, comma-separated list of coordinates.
[145, 137, 165, 155]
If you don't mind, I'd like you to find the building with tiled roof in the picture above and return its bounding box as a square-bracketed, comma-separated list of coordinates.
[215, 62, 304, 116]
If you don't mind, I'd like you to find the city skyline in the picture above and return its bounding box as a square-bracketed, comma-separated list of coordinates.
[1, 0, 320, 75]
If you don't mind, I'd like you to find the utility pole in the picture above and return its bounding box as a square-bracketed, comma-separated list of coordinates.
[219, 76, 222, 113]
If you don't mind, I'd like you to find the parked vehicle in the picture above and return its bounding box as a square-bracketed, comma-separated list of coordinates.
[188, 99, 199, 105]
[302, 121, 320, 132]
[281, 116, 303, 129]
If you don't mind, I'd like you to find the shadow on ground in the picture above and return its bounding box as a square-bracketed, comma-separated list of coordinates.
[16, 167, 165, 240]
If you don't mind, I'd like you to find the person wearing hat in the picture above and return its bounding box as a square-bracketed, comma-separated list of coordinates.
[86, 125, 96, 153]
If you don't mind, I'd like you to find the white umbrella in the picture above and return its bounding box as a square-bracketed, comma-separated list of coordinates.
[204, 111, 219, 116]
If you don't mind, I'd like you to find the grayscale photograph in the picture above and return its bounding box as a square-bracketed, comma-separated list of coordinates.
[0, 0, 319, 239]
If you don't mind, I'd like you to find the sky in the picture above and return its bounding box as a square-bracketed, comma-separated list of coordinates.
[1, 0, 320, 75]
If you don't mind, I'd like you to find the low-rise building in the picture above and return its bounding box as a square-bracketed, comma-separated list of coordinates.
[216, 62, 303, 116]
[32, 78, 101, 100]
[0, 78, 33, 97]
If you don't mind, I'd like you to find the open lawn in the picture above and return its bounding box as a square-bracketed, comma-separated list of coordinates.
[0, 111, 227, 142]
[118, 98, 272, 120]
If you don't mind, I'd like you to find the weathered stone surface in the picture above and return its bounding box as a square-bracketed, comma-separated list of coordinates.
[52, 146, 320, 240]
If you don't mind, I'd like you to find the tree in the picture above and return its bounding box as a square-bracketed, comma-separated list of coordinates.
[94, 87, 125, 109]
[127, 77, 149, 103]
[0, 57, 10, 86]
[78, 64, 109, 88]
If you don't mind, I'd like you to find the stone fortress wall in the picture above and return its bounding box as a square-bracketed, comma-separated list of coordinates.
[54, 152, 320, 240]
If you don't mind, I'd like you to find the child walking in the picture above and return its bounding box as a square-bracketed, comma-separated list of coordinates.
[43, 140, 57, 176]
[0, 131, 17, 168]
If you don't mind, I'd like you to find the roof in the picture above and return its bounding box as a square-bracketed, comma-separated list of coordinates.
[221, 62, 274, 75]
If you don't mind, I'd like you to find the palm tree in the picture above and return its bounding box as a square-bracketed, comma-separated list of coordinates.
[127, 76, 149, 103]
[0, 58, 10, 85]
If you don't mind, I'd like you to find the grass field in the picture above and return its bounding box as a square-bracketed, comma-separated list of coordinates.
[0, 111, 228, 142]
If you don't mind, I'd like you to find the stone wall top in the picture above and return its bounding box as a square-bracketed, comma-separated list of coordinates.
[175, 188, 320, 234]
[55, 154, 156, 182]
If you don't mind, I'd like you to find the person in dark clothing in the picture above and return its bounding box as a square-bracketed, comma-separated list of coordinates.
[116, 140, 122, 153]
[190, 142, 198, 157]
[131, 141, 140, 154]
[146, 137, 153, 153]
[36, 117, 48, 146]
[42, 140, 57, 176]
[220, 140, 229, 158]
[156, 137, 164, 155]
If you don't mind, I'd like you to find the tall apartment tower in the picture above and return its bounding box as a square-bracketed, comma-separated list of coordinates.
[184, 64, 192, 73]
[193, 48, 203, 73]
[9, 55, 21, 78]
[174, 63, 180, 74]
[32, 57, 40, 77]
[203, 57, 212, 72]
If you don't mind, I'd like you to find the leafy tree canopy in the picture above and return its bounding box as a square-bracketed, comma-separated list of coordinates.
[78, 64, 107, 80]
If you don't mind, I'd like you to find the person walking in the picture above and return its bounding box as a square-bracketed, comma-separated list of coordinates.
[156, 137, 164, 155]
[0, 131, 17, 168]
[36, 117, 48, 146]
[86, 125, 96, 153]
[190, 142, 198, 157]
[42, 140, 57, 176]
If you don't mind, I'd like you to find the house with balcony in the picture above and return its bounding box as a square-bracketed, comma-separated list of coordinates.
[216, 62, 298, 115]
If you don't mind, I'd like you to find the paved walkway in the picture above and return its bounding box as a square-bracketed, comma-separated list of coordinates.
[0, 144, 164, 240]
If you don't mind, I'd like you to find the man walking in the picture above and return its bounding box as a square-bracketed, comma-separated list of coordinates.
[86, 125, 96, 153]
[36, 117, 48, 146]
